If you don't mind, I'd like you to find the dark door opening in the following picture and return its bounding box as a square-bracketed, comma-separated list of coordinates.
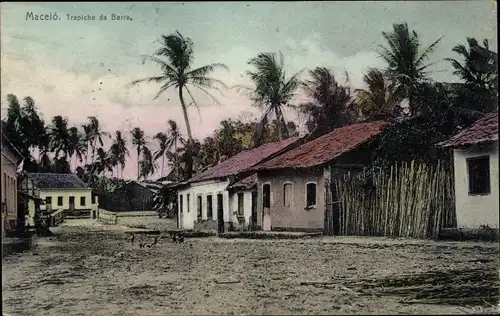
[69, 197, 75, 211]
[217, 193, 224, 234]
[251, 191, 257, 230]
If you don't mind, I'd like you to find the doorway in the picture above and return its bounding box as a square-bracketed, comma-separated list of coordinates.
[262, 184, 271, 231]
[251, 191, 258, 230]
[69, 197, 75, 211]
[217, 193, 224, 234]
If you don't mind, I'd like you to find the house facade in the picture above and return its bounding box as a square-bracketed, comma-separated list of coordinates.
[23, 173, 98, 218]
[442, 112, 499, 229]
[177, 137, 300, 232]
[251, 121, 387, 232]
[1, 131, 24, 236]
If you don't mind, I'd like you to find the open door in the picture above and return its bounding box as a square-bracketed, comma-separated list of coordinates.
[217, 193, 224, 234]
[251, 191, 258, 230]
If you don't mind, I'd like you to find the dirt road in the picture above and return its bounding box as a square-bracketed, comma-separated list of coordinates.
[2, 223, 498, 315]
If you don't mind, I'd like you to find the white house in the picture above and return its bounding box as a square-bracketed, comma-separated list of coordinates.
[1, 128, 24, 236]
[176, 138, 300, 232]
[22, 173, 98, 218]
[442, 112, 499, 228]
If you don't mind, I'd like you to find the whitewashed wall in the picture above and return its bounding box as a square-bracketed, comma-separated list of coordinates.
[40, 189, 94, 211]
[177, 180, 229, 230]
[453, 142, 499, 228]
[228, 190, 253, 227]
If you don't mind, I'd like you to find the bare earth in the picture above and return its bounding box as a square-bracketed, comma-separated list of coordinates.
[2, 220, 499, 316]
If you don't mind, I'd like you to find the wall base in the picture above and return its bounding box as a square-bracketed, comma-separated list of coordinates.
[271, 226, 324, 233]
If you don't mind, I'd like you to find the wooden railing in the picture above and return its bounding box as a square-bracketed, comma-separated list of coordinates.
[48, 209, 64, 227]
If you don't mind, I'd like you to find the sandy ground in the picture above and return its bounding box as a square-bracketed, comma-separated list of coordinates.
[2, 220, 499, 316]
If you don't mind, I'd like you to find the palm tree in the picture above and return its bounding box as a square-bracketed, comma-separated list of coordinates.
[153, 132, 168, 178]
[68, 126, 85, 171]
[139, 146, 156, 180]
[354, 68, 403, 121]
[94, 147, 113, 177]
[166, 119, 185, 179]
[81, 123, 93, 166]
[130, 31, 229, 179]
[86, 116, 110, 164]
[49, 115, 71, 160]
[131, 127, 146, 180]
[115, 130, 129, 178]
[378, 23, 442, 116]
[237, 52, 302, 141]
[445, 38, 497, 91]
[298, 67, 355, 138]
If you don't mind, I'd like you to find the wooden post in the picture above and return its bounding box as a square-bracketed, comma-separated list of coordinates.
[324, 165, 332, 236]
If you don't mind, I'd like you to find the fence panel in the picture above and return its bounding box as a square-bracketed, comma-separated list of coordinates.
[327, 161, 455, 238]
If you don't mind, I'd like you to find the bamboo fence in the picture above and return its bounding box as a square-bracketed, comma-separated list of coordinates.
[333, 161, 456, 238]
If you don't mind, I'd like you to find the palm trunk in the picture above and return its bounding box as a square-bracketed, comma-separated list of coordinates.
[274, 106, 283, 140]
[84, 142, 89, 166]
[137, 146, 141, 180]
[179, 87, 194, 179]
[161, 155, 165, 178]
[91, 139, 97, 164]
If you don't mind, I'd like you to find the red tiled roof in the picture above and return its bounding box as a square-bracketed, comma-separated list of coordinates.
[252, 121, 387, 171]
[441, 112, 498, 148]
[188, 137, 299, 183]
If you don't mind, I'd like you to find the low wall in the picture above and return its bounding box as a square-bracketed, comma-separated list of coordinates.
[194, 219, 218, 232]
[97, 209, 118, 225]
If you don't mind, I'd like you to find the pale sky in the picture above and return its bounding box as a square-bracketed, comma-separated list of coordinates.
[1, 1, 497, 179]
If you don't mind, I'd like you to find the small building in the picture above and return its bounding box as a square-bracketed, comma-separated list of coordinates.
[441, 112, 499, 228]
[18, 172, 44, 227]
[176, 137, 300, 232]
[1, 130, 24, 236]
[251, 121, 387, 232]
[99, 180, 157, 212]
[23, 173, 98, 218]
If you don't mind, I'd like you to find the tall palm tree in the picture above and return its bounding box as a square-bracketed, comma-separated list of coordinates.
[153, 132, 168, 178]
[115, 130, 129, 178]
[378, 23, 442, 116]
[94, 147, 113, 177]
[445, 38, 497, 91]
[131, 127, 146, 180]
[130, 31, 229, 179]
[166, 119, 185, 179]
[237, 52, 302, 141]
[298, 67, 354, 138]
[354, 68, 402, 121]
[86, 116, 110, 164]
[139, 146, 156, 180]
[68, 126, 85, 171]
[81, 123, 93, 166]
[49, 115, 71, 160]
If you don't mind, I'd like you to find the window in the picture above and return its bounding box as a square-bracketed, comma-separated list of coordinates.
[237, 192, 244, 216]
[179, 195, 184, 213]
[80, 196, 86, 206]
[206, 195, 213, 219]
[187, 194, 190, 212]
[197, 195, 202, 219]
[91, 193, 96, 204]
[263, 184, 271, 208]
[283, 183, 292, 207]
[306, 183, 317, 207]
[57, 196, 63, 206]
[467, 156, 490, 195]
[46, 197, 52, 205]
